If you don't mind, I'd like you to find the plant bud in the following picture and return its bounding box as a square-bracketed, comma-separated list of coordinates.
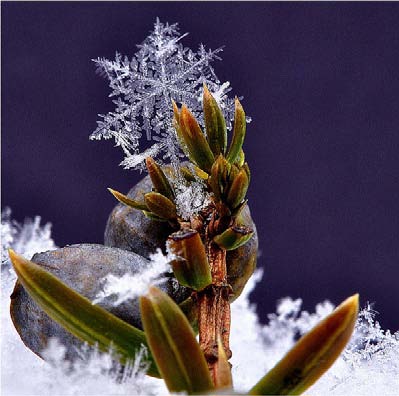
[179, 105, 215, 172]
[145, 157, 175, 200]
[226, 169, 249, 209]
[226, 98, 246, 164]
[168, 229, 212, 291]
[145, 192, 177, 220]
[203, 84, 227, 156]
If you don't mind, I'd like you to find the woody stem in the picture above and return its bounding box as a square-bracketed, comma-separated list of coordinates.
[197, 241, 231, 384]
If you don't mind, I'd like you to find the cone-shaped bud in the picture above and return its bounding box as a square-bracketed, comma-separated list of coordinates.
[203, 84, 227, 156]
[179, 105, 215, 172]
[226, 169, 249, 209]
[226, 98, 246, 164]
[213, 225, 254, 251]
[145, 157, 175, 200]
[227, 164, 240, 187]
[8, 250, 160, 377]
[140, 287, 214, 393]
[249, 294, 359, 395]
[214, 336, 233, 390]
[108, 188, 148, 211]
[168, 229, 212, 291]
[209, 154, 227, 201]
[144, 192, 177, 220]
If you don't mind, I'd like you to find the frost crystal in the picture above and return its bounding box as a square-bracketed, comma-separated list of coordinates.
[174, 178, 211, 220]
[1, 208, 56, 282]
[91, 18, 235, 171]
[93, 249, 172, 306]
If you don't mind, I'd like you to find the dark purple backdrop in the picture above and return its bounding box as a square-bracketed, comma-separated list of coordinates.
[2, 2, 399, 330]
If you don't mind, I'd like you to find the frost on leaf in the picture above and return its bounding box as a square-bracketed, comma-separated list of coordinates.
[91, 18, 236, 171]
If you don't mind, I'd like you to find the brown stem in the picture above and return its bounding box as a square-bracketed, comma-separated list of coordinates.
[197, 241, 231, 384]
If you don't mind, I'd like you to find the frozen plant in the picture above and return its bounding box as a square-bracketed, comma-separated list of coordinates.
[91, 18, 237, 171]
[9, 87, 360, 395]
[6, 17, 393, 396]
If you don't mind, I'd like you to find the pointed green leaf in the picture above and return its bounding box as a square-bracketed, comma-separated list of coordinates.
[140, 286, 214, 394]
[226, 169, 249, 209]
[242, 161, 251, 183]
[180, 105, 215, 173]
[145, 157, 175, 200]
[8, 249, 160, 377]
[203, 84, 227, 156]
[226, 98, 246, 164]
[213, 225, 253, 251]
[214, 336, 233, 390]
[144, 192, 177, 220]
[249, 294, 359, 395]
[142, 210, 169, 222]
[209, 154, 231, 201]
[168, 229, 212, 291]
[108, 188, 148, 211]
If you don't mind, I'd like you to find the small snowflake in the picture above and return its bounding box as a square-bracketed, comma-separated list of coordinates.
[91, 18, 236, 171]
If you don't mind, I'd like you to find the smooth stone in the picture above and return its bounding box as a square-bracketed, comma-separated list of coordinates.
[10, 243, 188, 361]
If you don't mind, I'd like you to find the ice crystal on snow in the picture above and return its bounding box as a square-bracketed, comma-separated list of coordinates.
[93, 249, 172, 305]
[1, 208, 56, 282]
[91, 18, 235, 171]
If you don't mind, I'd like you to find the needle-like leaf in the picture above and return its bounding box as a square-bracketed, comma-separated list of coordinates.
[203, 84, 227, 156]
[140, 286, 214, 394]
[108, 188, 148, 211]
[145, 157, 175, 200]
[8, 249, 160, 377]
[214, 336, 233, 390]
[226, 98, 246, 164]
[249, 294, 359, 395]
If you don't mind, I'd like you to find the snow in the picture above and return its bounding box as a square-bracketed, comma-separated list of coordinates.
[91, 18, 236, 171]
[93, 249, 172, 306]
[174, 177, 211, 221]
[1, 209, 399, 395]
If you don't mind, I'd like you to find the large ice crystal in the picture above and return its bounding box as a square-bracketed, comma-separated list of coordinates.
[1, 209, 398, 395]
[91, 18, 236, 171]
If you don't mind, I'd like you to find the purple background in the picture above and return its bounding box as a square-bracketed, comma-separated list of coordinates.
[3, 2, 399, 330]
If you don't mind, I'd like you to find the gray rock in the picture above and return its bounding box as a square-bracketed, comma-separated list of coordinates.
[10, 244, 188, 361]
[105, 177, 174, 256]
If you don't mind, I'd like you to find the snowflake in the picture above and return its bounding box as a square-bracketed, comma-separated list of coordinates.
[91, 18, 236, 171]
[1, 207, 56, 268]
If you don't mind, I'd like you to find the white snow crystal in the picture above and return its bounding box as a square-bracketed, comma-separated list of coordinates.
[174, 178, 211, 220]
[91, 18, 236, 171]
[93, 248, 172, 305]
